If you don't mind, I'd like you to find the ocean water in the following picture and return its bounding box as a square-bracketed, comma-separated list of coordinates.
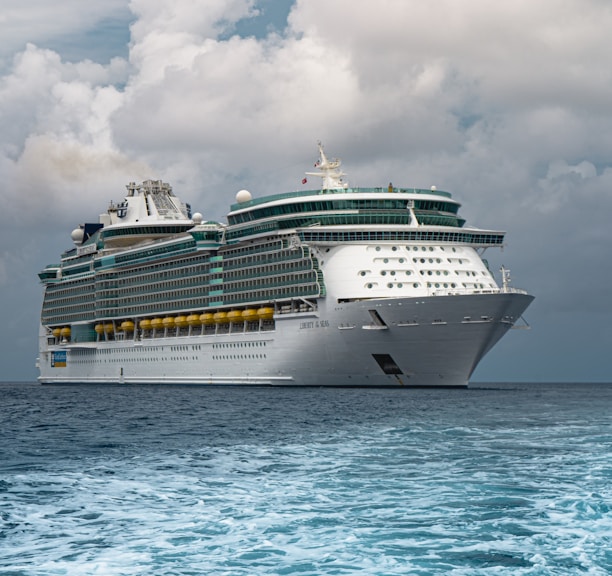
[0, 382, 610, 575]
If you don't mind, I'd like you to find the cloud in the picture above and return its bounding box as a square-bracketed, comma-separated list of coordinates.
[0, 43, 144, 225]
[0, 1, 129, 68]
[2, 0, 612, 380]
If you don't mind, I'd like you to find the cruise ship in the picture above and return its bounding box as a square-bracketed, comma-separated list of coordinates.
[37, 144, 533, 386]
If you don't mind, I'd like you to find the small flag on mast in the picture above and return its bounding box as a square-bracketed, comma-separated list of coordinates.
[302, 178, 307, 184]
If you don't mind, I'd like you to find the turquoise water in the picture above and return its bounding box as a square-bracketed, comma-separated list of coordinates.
[1, 382, 611, 575]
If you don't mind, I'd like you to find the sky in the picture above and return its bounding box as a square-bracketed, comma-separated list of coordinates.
[1, 0, 612, 382]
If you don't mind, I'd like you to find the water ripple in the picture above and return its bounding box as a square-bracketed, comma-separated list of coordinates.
[0, 382, 611, 575]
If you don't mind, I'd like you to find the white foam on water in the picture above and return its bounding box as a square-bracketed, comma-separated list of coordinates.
[2, 424, 611, 575]
[2, 383, 612, 575]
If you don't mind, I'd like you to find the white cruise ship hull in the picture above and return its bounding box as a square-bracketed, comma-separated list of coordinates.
[38, 292, 533, 387]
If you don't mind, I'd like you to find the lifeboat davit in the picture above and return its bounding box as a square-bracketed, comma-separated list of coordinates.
[121, 321, 135, 332]
[257, 307, 274, 320]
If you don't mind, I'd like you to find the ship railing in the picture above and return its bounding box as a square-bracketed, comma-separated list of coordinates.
[499, 286, 529, 295]
[430, 286, 529, 297]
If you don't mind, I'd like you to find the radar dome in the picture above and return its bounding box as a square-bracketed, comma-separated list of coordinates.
[192, 212, 203, 224]
[71, 228, 84, 244]
[236, 189, 252, 203]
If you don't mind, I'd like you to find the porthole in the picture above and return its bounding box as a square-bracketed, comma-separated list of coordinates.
[398, 283, 403, 288]
[383, 258, 389, 263]
[413, 283, 420, 288]
[360, 271, 366, 276]
[390, 271, 396, 276]
[387, 283, 393, 288]
[375, 246, 381, 251]
[367, 283, 373, 289]
[381, 271, 387, 276]
[392, 246, 398, 251]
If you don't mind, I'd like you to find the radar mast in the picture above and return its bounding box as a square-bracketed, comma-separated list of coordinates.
[305, 142, 348, 189]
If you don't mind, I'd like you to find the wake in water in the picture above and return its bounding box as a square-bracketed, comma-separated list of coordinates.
[1, 382, 611, 574]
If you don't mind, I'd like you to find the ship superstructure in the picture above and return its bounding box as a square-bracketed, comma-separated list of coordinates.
[37, 145, 533, 386]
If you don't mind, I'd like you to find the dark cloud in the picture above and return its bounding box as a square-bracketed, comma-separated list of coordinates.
[1, 0, 611, 381]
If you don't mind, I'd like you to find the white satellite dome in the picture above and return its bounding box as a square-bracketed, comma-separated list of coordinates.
[192, 212, 203, 224]
[236, 189, 252, 203]
[71, 227, 84, 244]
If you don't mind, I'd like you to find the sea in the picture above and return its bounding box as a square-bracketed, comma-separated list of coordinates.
[0, 381, 610, 576]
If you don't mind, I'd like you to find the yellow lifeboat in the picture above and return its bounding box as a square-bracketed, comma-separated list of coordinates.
[120, 320, 135, 332]
[242, 309, 258, 321]
[94, 324, 105, 335]
[227, 310, 243, 323]
[60, 326, 71, 338]
[186, 314, 201, 327]
[52, 327, 62, 338]
[257, 307, 275, 320]
[151, 318, 163, 330]
[104, 323, 115, 334]
[175, 315, 189, 328]
[163, 317, 176, 329]
[213, 311, 229, 324]
[139, 319, 152, 331]
[200, 313, 215, 325]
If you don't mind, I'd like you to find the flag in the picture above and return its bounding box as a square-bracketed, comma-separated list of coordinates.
[302, 178, 307, 184]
